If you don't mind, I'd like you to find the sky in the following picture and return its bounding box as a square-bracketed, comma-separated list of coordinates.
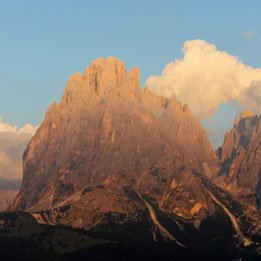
[0, 0, 261, 148]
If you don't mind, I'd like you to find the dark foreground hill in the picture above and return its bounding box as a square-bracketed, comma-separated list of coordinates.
[0, 212, 260, 260]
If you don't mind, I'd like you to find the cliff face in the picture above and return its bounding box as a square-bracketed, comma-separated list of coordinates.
[14, 57, 216, 213]
[217, 110, 261, 207]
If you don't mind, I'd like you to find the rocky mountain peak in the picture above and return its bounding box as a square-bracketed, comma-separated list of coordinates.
[13, 57, 217, 214]
[240, 109, 255, 120]
[217, 110, 261, 206]
[221, 111, 260, 160]
[60, 57, 141, 110]
[10, 58, 261, 251]
[85, 56, 126, 87]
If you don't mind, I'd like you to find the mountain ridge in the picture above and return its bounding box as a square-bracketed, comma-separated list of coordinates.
[14, 57, 217, 212]
[216, 110, 261, 207]
[11, 57, 260, 253]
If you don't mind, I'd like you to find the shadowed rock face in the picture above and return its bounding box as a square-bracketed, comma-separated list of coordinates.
[217, 110, 261, 207]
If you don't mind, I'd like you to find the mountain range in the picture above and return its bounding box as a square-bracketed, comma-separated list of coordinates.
[1, 57, 260, 258]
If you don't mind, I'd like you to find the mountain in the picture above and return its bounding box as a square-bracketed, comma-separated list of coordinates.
[217, 110, 261, 208]
[12, 57, 260, 252]
[215, 110, 261, 239]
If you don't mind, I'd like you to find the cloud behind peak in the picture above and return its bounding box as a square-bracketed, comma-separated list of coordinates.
[146, 39, 261, 119]
[0, 117, 38, 135]
[0, 117, 38, 182]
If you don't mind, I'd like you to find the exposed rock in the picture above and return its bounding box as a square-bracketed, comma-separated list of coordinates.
[240, 109, 255, 120]
[217, 110, 261, 208]
[14, 57, 216, 213]
[12, 57, 258, 247]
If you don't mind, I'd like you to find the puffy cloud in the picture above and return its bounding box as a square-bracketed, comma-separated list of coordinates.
[146, 39, 261, 119]
[18, 124, 39, 135]
[0, 131, 31, 181]
[241, 80, 261, 111]
[0, 117, 39, 135]
[0, 117, 17, 133]
[0, 117, 38, 183]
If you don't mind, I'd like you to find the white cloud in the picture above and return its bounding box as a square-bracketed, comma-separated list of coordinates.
[244, 30, 257, 38]
[0, 132, 31, 181]
[241, 80, 261, 110]
[0, 117, 39, 182]
[146, 39, 261, 119]
[0, 117, 39, 135]
[18, 124, 39, 135]
[0, 117, 17, 133]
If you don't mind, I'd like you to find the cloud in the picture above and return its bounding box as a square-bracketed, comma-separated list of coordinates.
[244, 30, 256, 38]
[0, 117, 38, 182]
[0, 117, 17, 133]
[241, 80, 261, 110]
[18, 124, 39, 135]
[0, 117, 39, 135]
[0, 132, 31, 181]
[146, 39, 261, 119]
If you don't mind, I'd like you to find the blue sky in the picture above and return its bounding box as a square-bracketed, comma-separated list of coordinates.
[0, 1, 260, 147]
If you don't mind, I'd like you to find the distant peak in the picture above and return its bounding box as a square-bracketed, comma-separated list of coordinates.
[240, 109, 254, 120]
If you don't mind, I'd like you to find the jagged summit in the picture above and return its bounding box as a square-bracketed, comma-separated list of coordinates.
[61, 57, 139, 104]
[240, 109, 255, 120]
[217, 109, 261, 207]
[11, 57, 260, 249]
[233, 109, 256, 127]
[14, 57, 216, 216]
[85, 56, 140, 92]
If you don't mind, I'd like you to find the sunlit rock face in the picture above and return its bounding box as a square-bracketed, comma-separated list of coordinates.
[217, 110, 261, 207]
[14, 57, 216, 214]
[17, 57, 261, 250]
[14, 58, 260, 248]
